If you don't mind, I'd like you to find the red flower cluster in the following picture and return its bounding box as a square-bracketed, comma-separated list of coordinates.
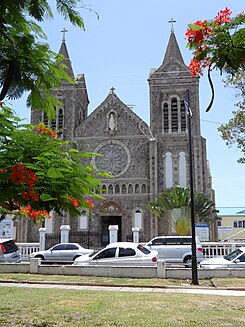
[10, 163, 39, 202]
[185, 20, 212, 47]
[214, 7, 232, 25]
[20, 206, 50, 220]
[85, 199, 94, 212]
[0, 168, 7, 173]
[188, 57, 211, 77]
[10, 163, 38, 186]
[37, 124, 57, 138]
[21, 190, 39, 201]
[66, 197, 79, 207]
[186, 8, 234, 77]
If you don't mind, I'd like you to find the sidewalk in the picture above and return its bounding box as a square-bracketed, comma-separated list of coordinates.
[1, 281, 245, 297]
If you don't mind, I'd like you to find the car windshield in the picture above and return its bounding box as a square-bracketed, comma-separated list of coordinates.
[89, 250, 99, 257]
[137, 244, 151, 254]
[224, 248, 242, 261]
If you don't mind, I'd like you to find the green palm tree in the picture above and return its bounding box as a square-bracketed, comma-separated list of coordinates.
[148, 186, 215, 235]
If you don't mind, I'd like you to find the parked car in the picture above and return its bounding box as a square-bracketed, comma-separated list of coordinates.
[29, 243, 94, 263]
[0, 238, 21, 263]
[145, 235, 204, 267]
[73, 242, 158, 266]
[200, 247, 245, 269]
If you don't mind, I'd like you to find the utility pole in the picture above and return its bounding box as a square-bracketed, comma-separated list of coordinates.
[183, 89, 199, 285]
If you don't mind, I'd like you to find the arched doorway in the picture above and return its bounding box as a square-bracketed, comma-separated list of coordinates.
[100, 203, 122, 245]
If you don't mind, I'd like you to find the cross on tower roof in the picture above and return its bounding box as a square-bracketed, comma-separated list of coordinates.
[168, 18, 176, 32]
[110, 87, 115, 94]
[61, 27, 68, 42]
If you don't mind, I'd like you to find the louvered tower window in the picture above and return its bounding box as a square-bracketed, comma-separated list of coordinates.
[163, 103, 169, 133]
[180, 102, 186, 132]
[43, 113, 49, 126]
[171, 98, 178, 132]
[58, 109, 64, 130]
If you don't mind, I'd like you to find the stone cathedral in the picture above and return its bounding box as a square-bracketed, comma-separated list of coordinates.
[17, 28, 216, 245]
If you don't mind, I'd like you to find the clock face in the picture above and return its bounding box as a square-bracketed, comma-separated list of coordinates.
[94, 142, 130, 176]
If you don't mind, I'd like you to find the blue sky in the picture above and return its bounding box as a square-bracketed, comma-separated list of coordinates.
[12, 0, 244, 208]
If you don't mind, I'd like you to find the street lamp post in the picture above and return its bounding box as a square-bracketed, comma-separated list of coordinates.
[183, 90, 199, 285]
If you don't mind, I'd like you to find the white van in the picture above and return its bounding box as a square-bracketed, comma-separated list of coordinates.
[145, 236, 204, 267]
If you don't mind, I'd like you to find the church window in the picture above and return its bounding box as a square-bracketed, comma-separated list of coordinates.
[108, 184, 113, 194]
[135, 184, 140, 194]
[58, 108, 64, 130]
[163, 103, 169, 133]
[102, 184, 107, 193]
[115, 184, 120, 194]
[122, 184, 126, 194]
[141, 184, 146, 194]
[79, 210, 88, 230]
[43, 112, 49, 126]
[179, 152, 187, 187]
[180, 102, 186, 132]
[171, 98, 178, 132]
[165, 152, 173, 188]
[50, 118, 56, 130]
[128, 184, 133, 194]
[133, 209, 143, 229]
[43, 107, 64, 132]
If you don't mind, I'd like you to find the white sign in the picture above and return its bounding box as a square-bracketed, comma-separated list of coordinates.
[195, 223, 209, 242]
[0, 220, 14, 238]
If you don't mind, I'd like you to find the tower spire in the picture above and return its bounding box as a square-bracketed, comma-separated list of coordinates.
[58, 28, 74, 78]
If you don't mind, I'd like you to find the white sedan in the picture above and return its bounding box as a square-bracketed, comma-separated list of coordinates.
[29, 243, 94, 263]
[73, 242, 158, 266]
[200, 247, 245, 269]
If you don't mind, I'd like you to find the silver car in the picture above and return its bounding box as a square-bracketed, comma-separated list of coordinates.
[73, 242, 158, 266]
[0, 238, 21, 263]
[146, 236, 204, 267]
[200, 247, 245, 269]
[29, 243, 94, 263]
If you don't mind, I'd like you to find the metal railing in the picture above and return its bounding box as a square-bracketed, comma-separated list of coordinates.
[202, 242, 245, 258]
[17, 243, 40, 260]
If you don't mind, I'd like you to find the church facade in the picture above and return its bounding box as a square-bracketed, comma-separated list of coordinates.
[16, 29, 216, 245]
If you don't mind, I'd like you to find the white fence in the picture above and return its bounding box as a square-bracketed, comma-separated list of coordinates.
[202, 242, 245, 258]
[17, 241, 245, 260]
[17, 243, 40, 260]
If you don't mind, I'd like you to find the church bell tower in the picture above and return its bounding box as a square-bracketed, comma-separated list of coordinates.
[148, 26, 213, 199]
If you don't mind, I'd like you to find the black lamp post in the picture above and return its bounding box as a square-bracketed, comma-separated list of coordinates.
[183, 90, 199, 285]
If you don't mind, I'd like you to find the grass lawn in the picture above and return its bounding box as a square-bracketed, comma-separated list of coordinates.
[0, 274, 245, 326]
[0, 285, 244, 327]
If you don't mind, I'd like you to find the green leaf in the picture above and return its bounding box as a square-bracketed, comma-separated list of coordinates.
[47, 167, 64, 178]
[40, 193, 57, 201]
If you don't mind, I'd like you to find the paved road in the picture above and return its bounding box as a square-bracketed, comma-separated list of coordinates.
[0, 282, 244, 297]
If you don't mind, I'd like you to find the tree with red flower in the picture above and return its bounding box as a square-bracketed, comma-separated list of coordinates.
[186, 8, 245, 163]
[0, 105, 107, 222]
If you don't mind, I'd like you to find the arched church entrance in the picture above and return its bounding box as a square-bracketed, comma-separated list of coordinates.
[100, 203, 122, 245]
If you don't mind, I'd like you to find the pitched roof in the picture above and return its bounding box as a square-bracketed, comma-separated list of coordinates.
[58, 40, 74, 79]
[217, 207, 245, 216]
[162, 31, 185, 67]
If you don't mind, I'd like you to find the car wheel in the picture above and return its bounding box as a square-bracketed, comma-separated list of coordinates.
[35, 255, 45, 261]
[184, 256, 192, 268]
[73, 255, 81, 261]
